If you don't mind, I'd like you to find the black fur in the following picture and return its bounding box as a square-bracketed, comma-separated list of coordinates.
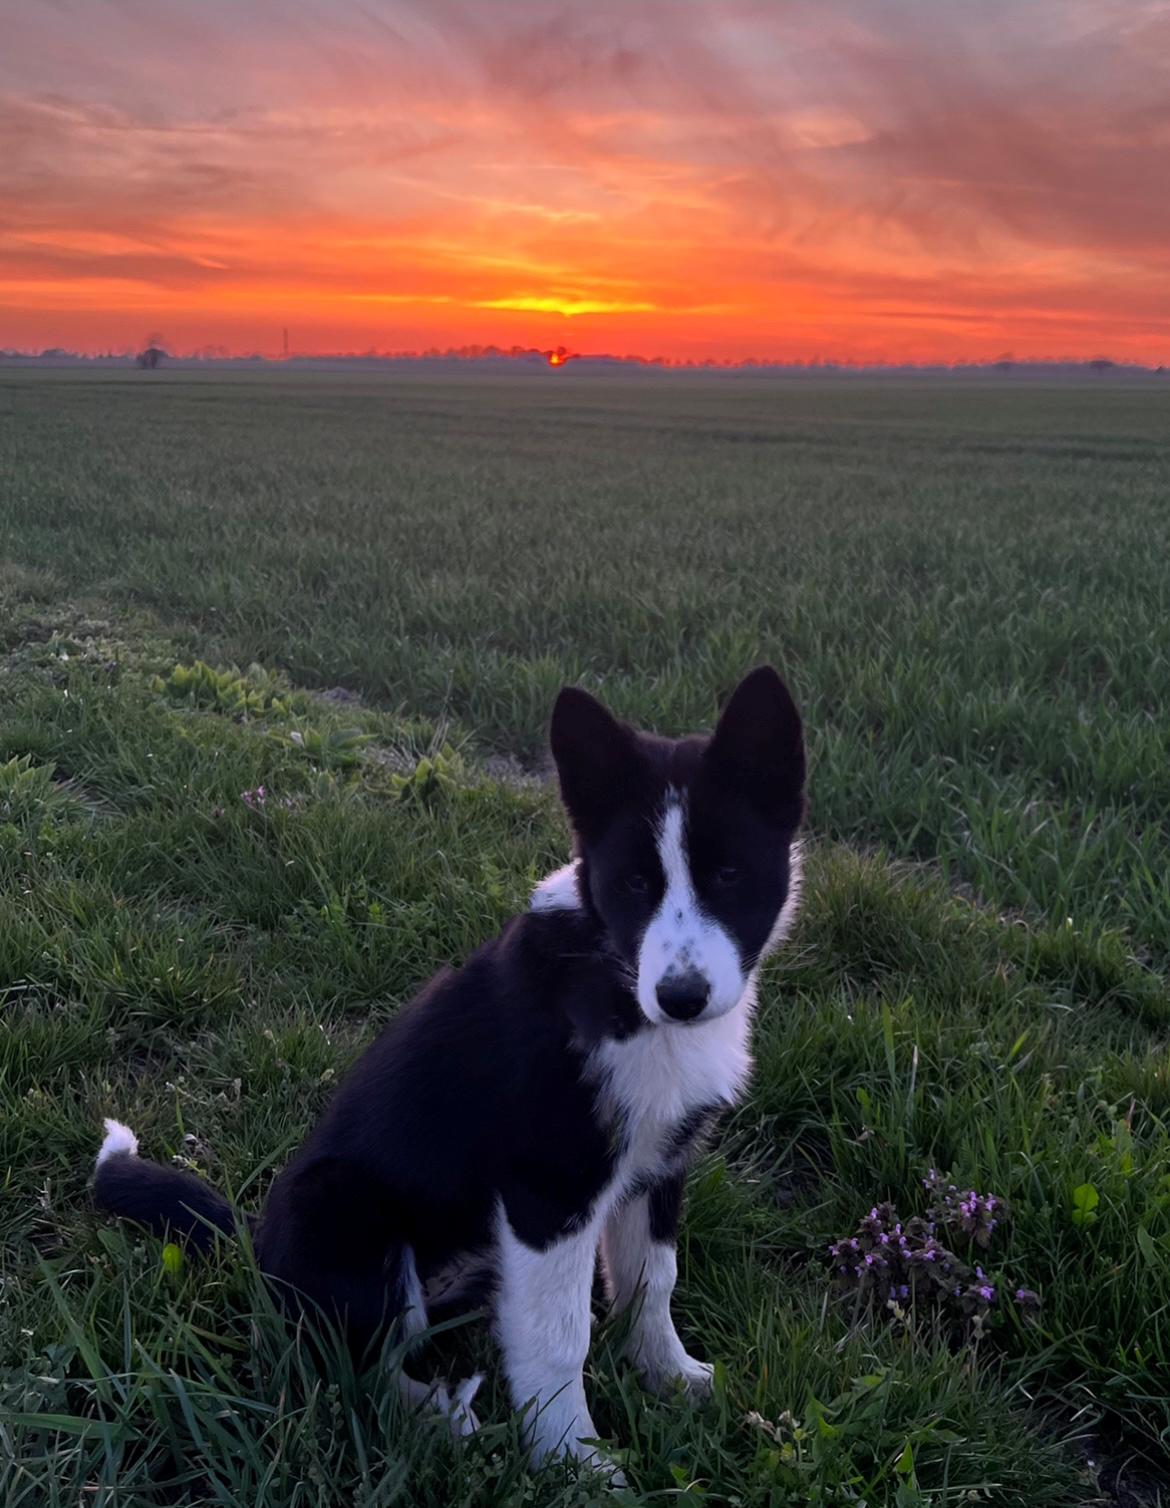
[647, 1173, 685, 1244]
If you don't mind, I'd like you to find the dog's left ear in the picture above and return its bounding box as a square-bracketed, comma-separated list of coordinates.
[704, 665, 805, 826]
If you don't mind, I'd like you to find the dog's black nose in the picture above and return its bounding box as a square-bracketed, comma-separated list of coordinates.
[655, 971, 710, 1021]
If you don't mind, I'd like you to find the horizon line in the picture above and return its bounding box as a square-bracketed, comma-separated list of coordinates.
[4, 344, 1167, 375]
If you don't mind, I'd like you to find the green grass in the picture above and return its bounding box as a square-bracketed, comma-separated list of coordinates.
[2, 369, 1169, 1505]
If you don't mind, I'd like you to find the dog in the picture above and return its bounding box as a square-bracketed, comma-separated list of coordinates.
[93, 665, 806, 1472]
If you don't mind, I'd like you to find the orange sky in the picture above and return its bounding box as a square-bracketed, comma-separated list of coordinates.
[3, 0, 1168, 363]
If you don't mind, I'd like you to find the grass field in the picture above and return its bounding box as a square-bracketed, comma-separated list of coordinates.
[2, 368, 1169, 1505]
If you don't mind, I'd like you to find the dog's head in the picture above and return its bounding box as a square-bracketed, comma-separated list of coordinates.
[546, 666, 805, 1028]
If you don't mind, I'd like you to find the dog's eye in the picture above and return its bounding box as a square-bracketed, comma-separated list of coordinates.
[625, 872, 650, 895]
[715, 865, 740, 887]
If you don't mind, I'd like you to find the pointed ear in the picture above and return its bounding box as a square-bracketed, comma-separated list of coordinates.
[550, 687, 643, 840]
[704, 666, 805, 826]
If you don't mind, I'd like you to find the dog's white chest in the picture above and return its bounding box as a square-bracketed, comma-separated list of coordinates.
[588, 998, 755, 1201]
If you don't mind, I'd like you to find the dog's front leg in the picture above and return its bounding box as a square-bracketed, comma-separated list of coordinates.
[601, 1174, 714, 1398]
[496, 1207, 613, 1472]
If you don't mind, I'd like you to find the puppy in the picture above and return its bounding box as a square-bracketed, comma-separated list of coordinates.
[94, 666, 806, 1470]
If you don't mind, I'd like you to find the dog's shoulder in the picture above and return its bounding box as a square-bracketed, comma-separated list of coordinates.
[529, 859, 582, 914]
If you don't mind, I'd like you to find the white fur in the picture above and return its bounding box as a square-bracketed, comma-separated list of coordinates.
[589, 996, 754, 1153]
[602, 1193, 713, 1396]
[95, 1119, 138, 1167]
[636, 801, 744, 1024]
[763, 839, 804, 957]
[530, 860, 581, 913]
[495, 1207, 615, 1472]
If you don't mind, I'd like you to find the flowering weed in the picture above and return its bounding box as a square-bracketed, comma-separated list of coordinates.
[829, 1170, 1041, 1337]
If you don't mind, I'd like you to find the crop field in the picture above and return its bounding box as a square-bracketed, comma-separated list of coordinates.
[1, 367, 1169, 1506]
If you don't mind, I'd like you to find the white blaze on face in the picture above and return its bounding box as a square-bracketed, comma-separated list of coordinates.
[636, 800, 745, 1025]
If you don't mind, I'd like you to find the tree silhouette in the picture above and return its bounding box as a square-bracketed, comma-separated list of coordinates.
[136, 332, 167, 369]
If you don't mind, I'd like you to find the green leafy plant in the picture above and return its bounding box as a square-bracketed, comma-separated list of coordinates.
[0, 753, 86, 834]
[154, 660, 291, 718]
[388, 747, 462, 807]
[281, 723, 373, 767]
[1070, 1182, 1100, 1228]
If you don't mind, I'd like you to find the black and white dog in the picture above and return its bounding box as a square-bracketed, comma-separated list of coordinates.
[93, 666, 805, 1471]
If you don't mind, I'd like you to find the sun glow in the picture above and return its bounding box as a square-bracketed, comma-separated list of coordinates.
[475, 297, 658, 317]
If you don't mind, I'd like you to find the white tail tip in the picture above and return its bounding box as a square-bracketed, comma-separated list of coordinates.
[96, 1118, 139, 1167]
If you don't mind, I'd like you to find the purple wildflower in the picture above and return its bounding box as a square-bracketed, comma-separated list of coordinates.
[827, 1169, 1032, 1337]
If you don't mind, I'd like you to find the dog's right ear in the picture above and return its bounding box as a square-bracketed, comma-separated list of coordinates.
[550, 687, 642, 840]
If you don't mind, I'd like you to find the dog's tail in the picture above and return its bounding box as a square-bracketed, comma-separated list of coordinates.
[92, 1119, 239, 1253]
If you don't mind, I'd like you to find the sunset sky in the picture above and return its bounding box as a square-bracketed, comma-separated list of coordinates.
[3, 0, 1168, 363]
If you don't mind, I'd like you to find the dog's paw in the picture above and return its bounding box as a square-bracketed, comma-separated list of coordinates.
[565, 1442, 627, 1490]
[582, 1454, 628, 1490]
[640, 1353, 715, 1400]
[436, 1373, 483, 1438]
[675, 1355, 715, 1397]
[530, 1408, 625, 1484]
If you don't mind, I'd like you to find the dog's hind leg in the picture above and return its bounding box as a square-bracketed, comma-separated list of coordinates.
[259, 1157, 480, 1434]
[398, 1370, 482, 1438]
[395, 1247, 482, 1439]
